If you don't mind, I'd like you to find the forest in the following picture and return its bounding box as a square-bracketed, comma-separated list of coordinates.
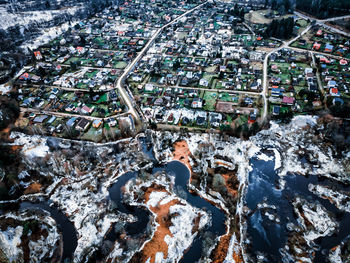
[295, 0, 350, 19]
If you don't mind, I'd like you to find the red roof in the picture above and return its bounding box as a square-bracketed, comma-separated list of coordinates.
[340, 59, 348, 65]
[331, 88, 338, 94]
[313, 43, 321, 50]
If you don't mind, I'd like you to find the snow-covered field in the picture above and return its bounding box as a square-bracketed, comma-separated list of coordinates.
[0, 6, 80, 31]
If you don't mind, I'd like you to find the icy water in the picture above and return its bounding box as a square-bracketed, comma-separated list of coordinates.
[246, 153, 350, 262]
[19, 202, 78, 262]
[108, 160, 226, 263]
[154, 161, 227, 263]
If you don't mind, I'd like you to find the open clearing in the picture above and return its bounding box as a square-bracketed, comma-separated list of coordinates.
[245, 9, 292, 24]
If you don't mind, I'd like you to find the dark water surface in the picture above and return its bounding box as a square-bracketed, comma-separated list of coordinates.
[246, 154, 350, 262]
[108, 160, 227, 263]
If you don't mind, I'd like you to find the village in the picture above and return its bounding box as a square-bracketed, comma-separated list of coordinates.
[1, 0, 348, 142]
[0, 1, 349, 263]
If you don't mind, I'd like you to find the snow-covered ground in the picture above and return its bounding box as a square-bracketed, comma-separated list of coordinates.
[49, 176, 125, 261]
[0, 210, 60, 263]
[2, 115, 348, 262]
[21, 20, 79, 51]
[309, 184, 350, 213]
[293, 197, 338, 244]
[10, 132, 49, 159]
[0, 84, 11, 95]
[0, 6, 80, 31]
[0, 225, 23, 262]
[152, 115, 349, 262]
[123, 172, 209, 263]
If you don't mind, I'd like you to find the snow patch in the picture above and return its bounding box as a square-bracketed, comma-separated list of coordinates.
[0, 226, 23, 262]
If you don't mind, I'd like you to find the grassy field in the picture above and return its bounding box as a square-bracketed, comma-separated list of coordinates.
[245, 9, 292, 24]
[203, 91, 217, 111]
[113, 61, 127, 69]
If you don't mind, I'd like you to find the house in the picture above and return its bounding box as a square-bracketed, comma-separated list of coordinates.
[145, 83, 154, 92]
[271, 88, 283, 97]
[92, 119, 102, 128]
[81, 105, 94, 115]
[324, 44, 334, 53]
[250, 82, 259, 90]
[209, 112, 222, 127]
[309, 83, 318, 93]
[316, 29, 323, 36]
[328, 80, 337, 88]
[320, 57, 331, 64]
[31, 75, 41, 82]
[47, 116, 56, 125]
[66, 117, 77, 128]
[34, 51, 43, 60]
[330, 88, 340, 96]
[76, 46, 85, 54]
[132, 75, 143, 82]
[282, 96, 295, 105]
[272, 106, 280, 115]
[305, 68, 313, 74]
[271, 64, 278, 72]
[312, 101, 322, 108]
[340, 59, 348, 66]
[181, 116, 190, 126]
[76, 118, 90, 131]
[33, 115, 48, 123]
[154, 98, 163, 106]
[107, 118, 117, 127]
[313, 43, 321, 50]
[248, 112, 257, 124]
[196, 115, 206, 126]
[199, 78, 209, 87]
[56, 124, 63, 133]
[191, 98, 203, 109]
[19, 73, 30, 81]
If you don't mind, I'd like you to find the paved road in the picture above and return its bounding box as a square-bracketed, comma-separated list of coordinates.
[310, 51, 326, 100]
[261, 25, 312, 119]
[156, 84, 262, 96]
[115, 1, 208, 123]
[261, 11, 350, 119]
[294, 11, 350, 23]
[20, 107, 129, 120]
[294, 11, 350, 37]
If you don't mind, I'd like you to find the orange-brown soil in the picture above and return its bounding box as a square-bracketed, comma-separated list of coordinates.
[23, 182, 42, 194]
[172, 142, 242, 263]
[173, 140, 192, 172]
[221, 173, 238, 197]
[212, 233, 243, 263]
[134, 187, 180, 263]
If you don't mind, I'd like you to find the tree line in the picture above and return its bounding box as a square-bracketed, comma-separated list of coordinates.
[266, 17, 295, 39]
[295, 0, 350, 19]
